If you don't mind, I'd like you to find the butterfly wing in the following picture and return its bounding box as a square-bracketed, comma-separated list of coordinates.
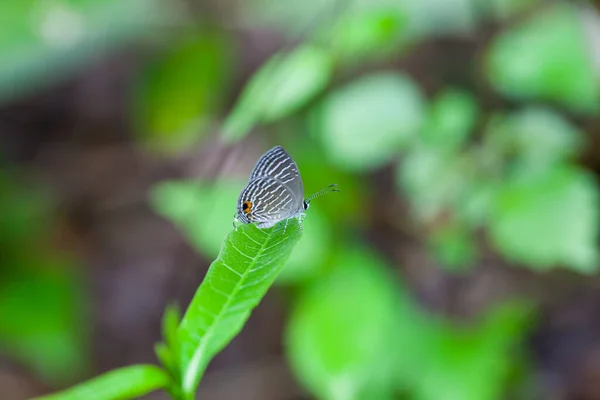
[249, 146, 304, 200]
[237, 177, 303, 227]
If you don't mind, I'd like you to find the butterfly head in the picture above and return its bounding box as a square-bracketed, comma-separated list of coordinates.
[236, 199, 253, 224]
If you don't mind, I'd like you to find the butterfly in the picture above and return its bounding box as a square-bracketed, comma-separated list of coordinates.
[234, 146, 338, 230]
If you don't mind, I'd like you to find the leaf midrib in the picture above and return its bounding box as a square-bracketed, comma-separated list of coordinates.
[181, 226, 281, 396]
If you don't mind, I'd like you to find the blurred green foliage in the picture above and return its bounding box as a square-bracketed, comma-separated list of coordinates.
[0, 0, 173, 104]
[0, 173, 88, 385]
[486, 3, 599, 112]
[132, 30, 234, 153]
[315, 72, 426, 171]
[286, 245, 532, 400]
[151, 181, 246, 258]
[286, 248, 403, 400]
[421, 89, 478, 151]
[223, 45, 334, 141]
[490, 164, 598, 272]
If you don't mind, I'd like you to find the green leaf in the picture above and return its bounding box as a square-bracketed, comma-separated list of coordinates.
[176, 220, 303, 397]
[411, 302, 533, 400]
[0, 268, 89, 385]
[0, 173, 50, 245]
[474, 0, 541, 20]
[486, 3, 599, 113]
[223, 45, 333, 142]
[0, 0, 173, 103]
[421, 88, 478, 150]
[487, 107, 584, 169]
[397, 146, 470, 221]
[455, 178, 498, 227]
[402, 0, 478, 38]
[132, 30, 234, 153]
[325, 7, 408, 62]
[162, 304, 181, 353]
[241, 0, 336, 37]
[284, 243, 532, 400]
[154, 344, 176, 385]
[285, 247, 405, 400]
[0, 173, 89, 385]
[155, 304, 182, 383]
[317, 72, 426, 171]
[32, 365, 170, 400]
[489, 165, 599, 272]
[150, 180, 245, 258]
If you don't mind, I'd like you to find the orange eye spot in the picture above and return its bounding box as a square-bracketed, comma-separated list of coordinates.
[242, 201, 252, 214]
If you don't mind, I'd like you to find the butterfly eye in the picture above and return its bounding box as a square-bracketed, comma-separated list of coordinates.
[242, 201, 252, 213]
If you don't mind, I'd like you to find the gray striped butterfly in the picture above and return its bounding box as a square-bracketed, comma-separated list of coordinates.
[234, 146, 338, 230]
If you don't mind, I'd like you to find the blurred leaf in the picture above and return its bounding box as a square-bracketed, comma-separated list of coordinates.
[289, 139, 368, 228]
[277, 208, 332, 285]
[155, 304, 182, 384]
[161, 304, 181, 354]
[412, 302, 533, 400]
[0, 267, 89, 385]
[421, 88, 478, 151]
[242, 0, 405, 43]
[151, 180, 245, 258]
[133, 30, 233, 153]
[176, 220, 302, 397]
[490, 165, 599, 272]
[399, 88, 479, 224]
[0, 173, 51, 250]
[223, 45, 333, 142]
[486, 3, 599, 113]
[401, 0, 478, 38]
[33, 365, 170, 400]
[487, 107, 584, 170]
[286, 247, 407, 400]
[285, 244, 532, 400]
[325, 6, 408, 62]
[154, 344, 176, 391]
[474, 0, 541, 20]
[317, 72, 426, 171]
[0, 0, 174, 103]
[0, 173, 89, 385]
[241, 0, 337, 38]
[398, 146, 470, 221]
[455, 178, 498, 227]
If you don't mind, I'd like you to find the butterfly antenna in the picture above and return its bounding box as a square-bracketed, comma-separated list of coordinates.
[305, 184, 340, 204]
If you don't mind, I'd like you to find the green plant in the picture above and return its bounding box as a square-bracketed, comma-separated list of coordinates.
[34, 220, 303, 400]
[0, 173, 89, 386]
[0, 0, 173, 104]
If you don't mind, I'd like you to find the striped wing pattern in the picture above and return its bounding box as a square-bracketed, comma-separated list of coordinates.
[250, 146, 302, 185]
[237, 146, 305, 227]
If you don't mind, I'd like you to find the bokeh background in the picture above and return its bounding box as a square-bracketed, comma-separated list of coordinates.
[2, 0, 600, 399]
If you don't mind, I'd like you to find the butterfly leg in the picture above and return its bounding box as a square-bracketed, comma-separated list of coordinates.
[232, 212, 240, 231]
[298, 214, 306, 232]
[282, 218, 290, 235]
